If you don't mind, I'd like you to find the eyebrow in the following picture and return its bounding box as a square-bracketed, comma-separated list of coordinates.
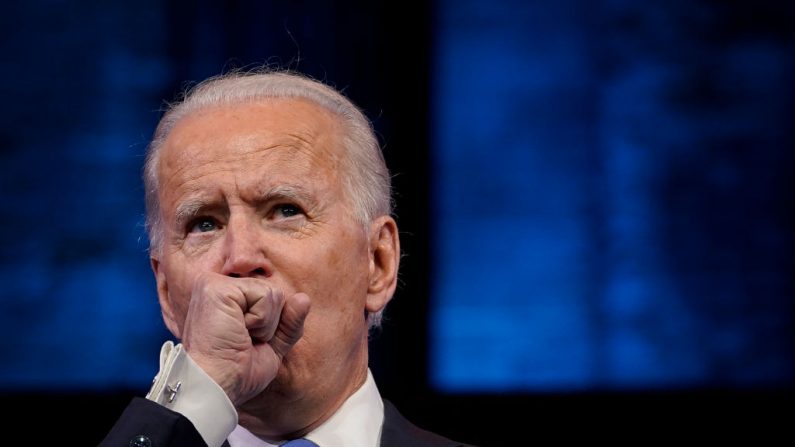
[174, 198, 214, 230]
[172, 184, 317, 229]
[261, 184, 314, 204]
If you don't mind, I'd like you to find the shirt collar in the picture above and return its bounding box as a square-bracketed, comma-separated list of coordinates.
[228, 369, 384, 447]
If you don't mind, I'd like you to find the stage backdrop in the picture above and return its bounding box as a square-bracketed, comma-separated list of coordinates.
[430, 0, 794, 391]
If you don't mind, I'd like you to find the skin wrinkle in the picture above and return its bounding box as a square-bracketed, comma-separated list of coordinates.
[160, 100, 332, 200]
[173, 185, 320, 236]
[162, 133, 341, 231]
[162, 144, 280, 208]
[164, 145, 335, 240]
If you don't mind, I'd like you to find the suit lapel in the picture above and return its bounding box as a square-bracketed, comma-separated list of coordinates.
[380, 399, 469, 447]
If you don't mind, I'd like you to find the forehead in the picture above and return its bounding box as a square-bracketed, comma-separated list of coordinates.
[163, 98, 342, 163]
[157, 98, 345, 195]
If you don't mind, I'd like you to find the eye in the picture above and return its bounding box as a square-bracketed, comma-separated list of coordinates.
[188, 217, 218, 233]
[274, 203, 303, 218]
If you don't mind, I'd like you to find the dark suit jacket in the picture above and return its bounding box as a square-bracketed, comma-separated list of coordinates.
[100, 397, 472, 447]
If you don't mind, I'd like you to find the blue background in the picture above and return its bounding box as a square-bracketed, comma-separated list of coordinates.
[431, 0, 794, 392]
[0, 0, 792, 442]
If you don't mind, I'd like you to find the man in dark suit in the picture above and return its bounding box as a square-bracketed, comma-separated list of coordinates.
[101, 71, 471, 447]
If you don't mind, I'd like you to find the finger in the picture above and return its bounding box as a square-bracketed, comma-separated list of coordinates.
[269, 292, 311, 359]
[192, 274, 248, 312]
[246, 288, 285, 342]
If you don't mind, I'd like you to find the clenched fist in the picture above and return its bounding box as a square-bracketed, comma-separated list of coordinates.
[179, 272, 311, 405]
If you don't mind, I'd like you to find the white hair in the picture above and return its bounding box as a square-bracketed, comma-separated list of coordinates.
[143, 70, 393, 328]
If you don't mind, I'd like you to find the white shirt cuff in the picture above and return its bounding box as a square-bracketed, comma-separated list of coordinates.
[147, 341, 238, 447]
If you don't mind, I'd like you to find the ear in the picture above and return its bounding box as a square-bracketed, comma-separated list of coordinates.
[366, 216, 400, 314]
[151, 257, 183, 339]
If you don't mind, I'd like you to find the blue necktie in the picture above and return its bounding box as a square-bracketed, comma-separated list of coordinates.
[282, 440, 318, 447]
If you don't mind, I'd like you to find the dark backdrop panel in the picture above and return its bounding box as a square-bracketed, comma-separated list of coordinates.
[431, 0, 794, 392]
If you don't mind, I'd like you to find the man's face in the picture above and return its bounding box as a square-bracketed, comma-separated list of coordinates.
[151, 98, 388, 430]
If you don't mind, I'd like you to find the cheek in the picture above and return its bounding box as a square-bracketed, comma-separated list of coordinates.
[285, 232, 368, 310]
[313, 246, 370, 328]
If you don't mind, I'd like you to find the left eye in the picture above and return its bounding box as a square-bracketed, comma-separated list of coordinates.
[275, 204, 302, 218]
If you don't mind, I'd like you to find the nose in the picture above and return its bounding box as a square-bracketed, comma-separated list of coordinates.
[221, 215, 271, 278]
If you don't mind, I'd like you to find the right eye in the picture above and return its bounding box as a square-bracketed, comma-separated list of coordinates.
[188, 217, 218, 233]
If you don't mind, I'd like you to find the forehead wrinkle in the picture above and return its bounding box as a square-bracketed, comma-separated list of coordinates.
[274, 135, 345, 195]
[159, 146, 228, 203]
[159, 143, 278, 205]
[162, 143, 324, 212]
[285, 129, 315, 148]
[158, 99, 348, 222]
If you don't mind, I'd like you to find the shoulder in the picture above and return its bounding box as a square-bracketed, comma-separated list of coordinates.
[380, 399, 477, 447]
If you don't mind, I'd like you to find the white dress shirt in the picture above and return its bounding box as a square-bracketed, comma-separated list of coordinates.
[147, 341, 384, 447]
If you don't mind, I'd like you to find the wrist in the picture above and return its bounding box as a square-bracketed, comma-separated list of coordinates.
[147, 341, 238, 447]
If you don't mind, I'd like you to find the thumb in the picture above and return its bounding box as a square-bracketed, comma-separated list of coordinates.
[269, 292, 311, 358]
